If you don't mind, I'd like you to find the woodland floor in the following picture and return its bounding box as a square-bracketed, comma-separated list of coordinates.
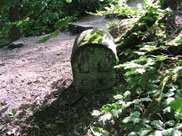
[0, 31, 114, 136]
[1, 10, 182, 136]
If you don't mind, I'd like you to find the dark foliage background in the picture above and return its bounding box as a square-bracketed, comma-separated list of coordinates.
[0, 0, 108, 47]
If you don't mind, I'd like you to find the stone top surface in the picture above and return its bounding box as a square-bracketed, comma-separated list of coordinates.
[71, 29, 117, 59]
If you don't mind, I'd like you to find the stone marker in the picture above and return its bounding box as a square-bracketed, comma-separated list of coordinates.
[71, 29, 118, 91]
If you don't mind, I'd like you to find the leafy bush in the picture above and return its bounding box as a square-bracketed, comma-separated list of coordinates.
[0, 0, 106, 47]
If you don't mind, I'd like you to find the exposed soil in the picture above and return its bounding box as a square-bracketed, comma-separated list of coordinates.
[0, 32, 75, 135]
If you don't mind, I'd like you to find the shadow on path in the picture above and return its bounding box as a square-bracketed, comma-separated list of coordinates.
[17, 80, 114, 136]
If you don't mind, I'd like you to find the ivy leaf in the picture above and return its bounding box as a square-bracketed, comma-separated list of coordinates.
[93, 127, 102, 133]
[128, 132, 137, 136]
[135, 68, 146, 74]
[154, 130, 163, 136]
[163, 128, 182, 136]
[131, 117, 141, 124]
[113, 94, 123, 100]
[111, 109, 122, 119]
[131, 111, 141, 118]
[92, 127, 102, 136]
[140, 98, 152, 102]
[151, 120, 165, 130]
[171, 98, 182, 120]
[102, 105, 112, 113]
[164, 97, 175, 106]
[123, 111, 141, 124]
[137, 129, 151, 136]
[91, 110, 101, 117]
[123, 116, 130, 123]
[100, 113, 112, 124]
[155, 55, 165, 62]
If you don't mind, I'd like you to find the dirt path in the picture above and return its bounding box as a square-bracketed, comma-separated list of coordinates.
[0, 32, 76, 135]
[0, 31, 113, 136]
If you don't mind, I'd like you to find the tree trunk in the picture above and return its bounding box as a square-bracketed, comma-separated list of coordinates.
[9, 3, 20, 41]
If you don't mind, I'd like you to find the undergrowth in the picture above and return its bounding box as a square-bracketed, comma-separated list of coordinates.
[90, 52, 182, 136]
[88, 0, 182, 136]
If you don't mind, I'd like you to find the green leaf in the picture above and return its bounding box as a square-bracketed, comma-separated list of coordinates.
[17, 20, 23, 27]
[91, 110, 101, 117]
[138, 74, 147, 87]
[113, 94, 123, 100]
[131, 111, 141, 118]
[135, 68, 146, 74]
[11, 109, 16, 116]
[123, 116, 130, 123]
[102, 105, 112, 113]
[151, 120, 165, 130]
[128, 132, 137, 136]
[102, 130, 110, 136]
[54, 16, 72, 29]
[155, 55, 165, 62]
[38, 35, 52, 43]
[154, 130, 163, 136]
[66, 0, 72, 3]
[171, 98, 182, 114]
[138, 129, 151, 136]
[136, 87, 142, 93]
[125, 70, 136, 76]
[111, 109, 122, 118]
[93, 127, 102, 133]
[131, 117, 141, 124]
[100, 113, 112, 123]
[52, 30, 60, 37]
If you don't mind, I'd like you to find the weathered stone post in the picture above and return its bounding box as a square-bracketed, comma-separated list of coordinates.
[71, 29, 118, 91]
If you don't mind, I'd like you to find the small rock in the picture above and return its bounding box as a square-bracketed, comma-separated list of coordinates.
[8, 41, 24, 49]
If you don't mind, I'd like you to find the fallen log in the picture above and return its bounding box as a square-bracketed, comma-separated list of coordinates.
[165, 31, 182, 55]
[146, 31, 182, 55]
[116, 1, 161, 54]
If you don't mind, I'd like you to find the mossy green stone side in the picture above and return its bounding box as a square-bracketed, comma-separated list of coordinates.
[71, 29, 118, 91]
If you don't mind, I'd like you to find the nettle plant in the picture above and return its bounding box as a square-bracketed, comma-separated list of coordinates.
[90, 54, 182, 136]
